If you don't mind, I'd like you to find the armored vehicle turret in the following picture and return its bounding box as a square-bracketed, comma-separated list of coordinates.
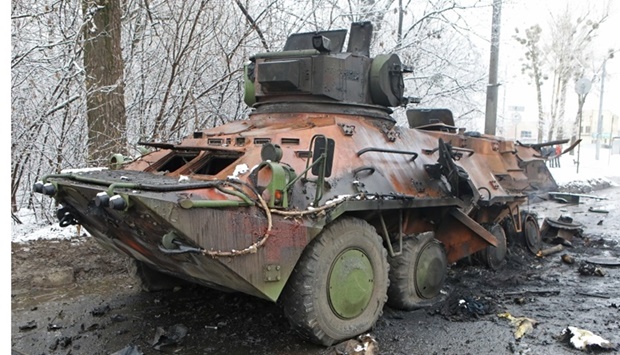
[34, 22, 554, 346]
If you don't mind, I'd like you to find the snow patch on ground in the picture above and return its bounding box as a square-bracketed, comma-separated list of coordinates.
[12, 208, 86, 243]
[550, 143, 620, 193]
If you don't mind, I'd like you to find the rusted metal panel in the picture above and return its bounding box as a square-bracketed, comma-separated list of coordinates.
[42, 107, 553, 302]
[435, 211, 494, 263]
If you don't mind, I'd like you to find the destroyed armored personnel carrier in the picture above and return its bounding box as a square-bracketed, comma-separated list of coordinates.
[34, 22, 553, 345]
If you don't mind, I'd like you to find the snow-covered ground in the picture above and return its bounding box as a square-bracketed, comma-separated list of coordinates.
[551, 142, 620, 186]
[11, 209, 82, 243]
[10, 143, 620, 244]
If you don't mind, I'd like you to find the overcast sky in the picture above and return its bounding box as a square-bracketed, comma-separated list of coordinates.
[499, 0, 620, 121]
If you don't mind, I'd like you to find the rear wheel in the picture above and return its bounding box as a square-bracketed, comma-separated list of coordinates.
[387, 232, 448, 310]
[475, 223, 507, 270]
[520, 213, 541, 254]
[280, 218, 389, 346]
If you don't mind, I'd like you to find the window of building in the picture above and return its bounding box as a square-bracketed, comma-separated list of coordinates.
[520, 131, 532, 138]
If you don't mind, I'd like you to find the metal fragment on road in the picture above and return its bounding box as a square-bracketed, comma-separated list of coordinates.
[585, 257, 620, 267]
[536, 244, 564, 257]
[152, 324, 188, 350]
[541, 216, 583, 245]
[18, 320, 37, 331]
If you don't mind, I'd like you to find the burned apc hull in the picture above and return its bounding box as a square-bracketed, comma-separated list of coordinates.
[35, 22, 552, 346]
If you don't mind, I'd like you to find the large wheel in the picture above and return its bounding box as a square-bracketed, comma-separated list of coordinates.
[387, 232, 448, 311]
[127, 259, 189, 292]
[475, 223, 507, 270]
[520, 212, 541, 254]
[280, 218, 389, 346]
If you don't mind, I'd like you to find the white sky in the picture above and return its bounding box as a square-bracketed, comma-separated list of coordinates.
[499, 0, 620, 122]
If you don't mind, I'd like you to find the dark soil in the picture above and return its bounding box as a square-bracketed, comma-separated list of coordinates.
[11, 184, 620, 354]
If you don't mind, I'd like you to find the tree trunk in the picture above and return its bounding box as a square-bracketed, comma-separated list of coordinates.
[535, 79, 544, 143]
[555, 76, 569, 140]
[82, 0, 127, 166]
[532, 55, 544, 142]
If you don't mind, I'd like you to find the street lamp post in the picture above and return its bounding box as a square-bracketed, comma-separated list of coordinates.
[575, 78, 592, 174]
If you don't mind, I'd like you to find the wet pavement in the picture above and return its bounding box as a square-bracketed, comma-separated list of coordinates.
[11, 182, 620, 354]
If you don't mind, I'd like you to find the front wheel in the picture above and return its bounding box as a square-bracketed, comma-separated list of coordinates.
[280, 218, 389, 346]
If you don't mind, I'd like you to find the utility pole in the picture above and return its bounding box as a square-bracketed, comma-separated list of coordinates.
[485, 0, 502, 135]
[595, 59, 606, 160]
[575, 78, 591, 174]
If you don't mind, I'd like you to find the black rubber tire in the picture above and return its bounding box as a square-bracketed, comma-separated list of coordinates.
[127, 259, 189, 292]
[475, 223, 507, 270]
[519, 212, 541, 255]
[280, 218, 389, 346]
[387, 232, 448, 311]
[502, 215, 518, 244]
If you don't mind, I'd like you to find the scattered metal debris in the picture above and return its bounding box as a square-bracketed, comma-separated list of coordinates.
[561, 254, 575, 264]
[46, 323, 62, 331]
[498, 312, 537, 340]
[541, 216, 582, 245]
[110, 344, 144, 355]
[91, 305, 111, 317]
[549, 192, 608, 204]
[152, 324, 188, 350]
[588, 207, 609, 214]
[18, 321, 37, 331]
[575, 291, 611, 299]
[577, 262, 606, 277]
[586, 256, 620, 267]
[503, 290, 560, 297]
[561, 326, 616, 351]
[537, 244, 564, 258]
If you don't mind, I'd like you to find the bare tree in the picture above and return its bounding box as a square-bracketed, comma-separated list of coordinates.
[12, 0, 87, 217]
[82, 0, 127, 164]
[514, 25, 546, 143]
[11, 0, 499, 218]
[513, 4, 608, 142]
[545, 6, 607, 141]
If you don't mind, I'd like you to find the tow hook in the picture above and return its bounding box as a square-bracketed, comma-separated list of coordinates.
[57, 206, 79, 227]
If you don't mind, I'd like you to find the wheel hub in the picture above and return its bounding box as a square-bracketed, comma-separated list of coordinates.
[328, 249, 374, 319]
[414, 241, 447, 299]
[523, 215, 541, 254]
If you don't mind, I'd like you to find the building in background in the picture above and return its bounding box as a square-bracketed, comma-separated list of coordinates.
[499, 105, 539, 144]
[580, 109, 619, 146]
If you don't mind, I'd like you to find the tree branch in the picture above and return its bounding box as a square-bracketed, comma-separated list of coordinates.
[234, 0, 270, 52]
